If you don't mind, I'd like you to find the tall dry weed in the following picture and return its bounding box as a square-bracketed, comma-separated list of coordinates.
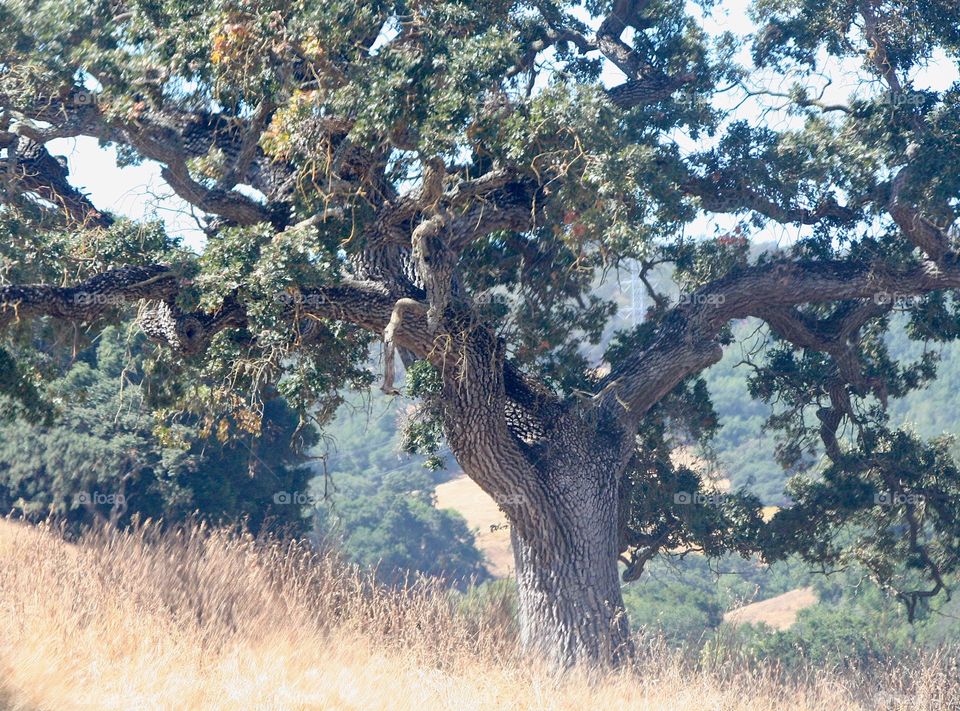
[0, 519, 956, 710]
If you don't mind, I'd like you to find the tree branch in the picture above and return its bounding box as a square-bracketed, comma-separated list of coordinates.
[680, 169, 864, 226]
[757, 299, 890, 392]
[596, 0, 653, 79]
[859, 1, 903, 95]
[2, 90, 295, 227]
[0, 132, 113, 228]
[887, 156, 952, 261]
[596, 255, 960, 425]
[606, 72, 697, 110]
[159, 162, 274, 227]
[0, 265, 178, 328]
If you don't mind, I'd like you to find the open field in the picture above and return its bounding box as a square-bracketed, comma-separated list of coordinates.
[0, 519, 957, 710]
[723, 587, 818, 631]
[435, 474, 513, 577]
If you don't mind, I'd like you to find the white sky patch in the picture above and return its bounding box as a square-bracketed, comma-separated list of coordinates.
[46, 136, 207, 252]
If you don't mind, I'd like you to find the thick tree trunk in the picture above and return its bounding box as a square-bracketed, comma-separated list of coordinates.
[509, 463, 633, 667]
[438, 328, 634, 667]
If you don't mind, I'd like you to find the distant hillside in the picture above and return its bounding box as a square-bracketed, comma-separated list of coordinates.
[724, 587, 818, 631]
[435, 475, 512, 577]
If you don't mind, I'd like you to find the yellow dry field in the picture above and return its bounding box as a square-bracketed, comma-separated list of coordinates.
[0, 519, 956, 711]
[724, 587, 819, 631]
[435, 474, 513, 576]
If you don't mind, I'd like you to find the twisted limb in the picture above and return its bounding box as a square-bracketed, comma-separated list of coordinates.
[382, 297, 427, 395]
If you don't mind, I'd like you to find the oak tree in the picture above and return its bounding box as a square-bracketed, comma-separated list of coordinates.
[3, 0, 960, 666]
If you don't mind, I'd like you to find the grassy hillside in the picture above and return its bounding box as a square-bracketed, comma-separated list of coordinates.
[1, 519, 957, 711]
[723, 587, 818, 631]
[435, 474, 513, 576]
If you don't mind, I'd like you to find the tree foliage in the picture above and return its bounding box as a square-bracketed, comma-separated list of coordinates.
[3, 0, 960, 647]
[0, 325, 316, 533]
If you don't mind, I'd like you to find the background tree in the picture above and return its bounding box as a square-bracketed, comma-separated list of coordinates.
[315, 392, 490, 585]
[318, 469, 489, 588]
[3, 0, 960, 666]
[0, 325, 317, 533]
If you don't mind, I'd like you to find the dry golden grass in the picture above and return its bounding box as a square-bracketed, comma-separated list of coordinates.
[0, 518, 957, 711]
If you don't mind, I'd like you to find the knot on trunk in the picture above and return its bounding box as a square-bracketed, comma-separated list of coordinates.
[139, 301, 210, 355]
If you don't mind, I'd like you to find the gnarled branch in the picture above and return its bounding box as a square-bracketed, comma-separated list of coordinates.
[597, 255, 960, 426]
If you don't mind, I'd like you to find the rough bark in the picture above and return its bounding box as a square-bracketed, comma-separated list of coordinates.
[510, 457, 633, 667]
[430, 321, 634, 666]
